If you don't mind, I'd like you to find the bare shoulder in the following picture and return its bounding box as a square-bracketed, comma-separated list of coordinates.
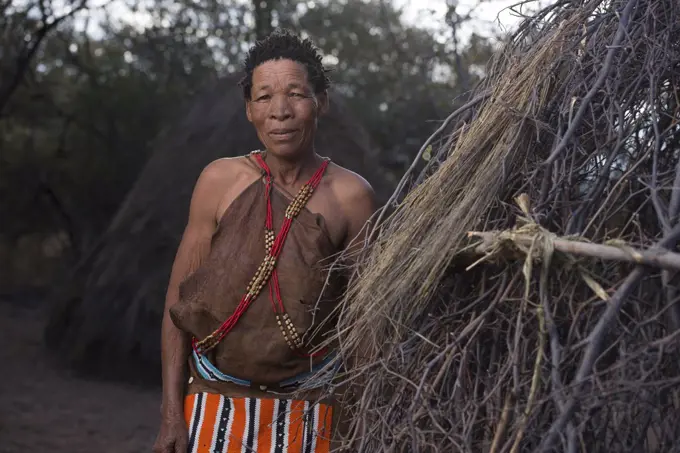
[326, 162, 376, 204]
[325, 162, 377, 246]
[199, 155, 258, 184]
[194, 155, 261, 199]
[191, 155, 262, 223]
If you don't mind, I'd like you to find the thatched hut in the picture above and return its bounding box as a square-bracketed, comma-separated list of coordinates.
[44, 74, 391, 384]
[327, 1, 680, 452]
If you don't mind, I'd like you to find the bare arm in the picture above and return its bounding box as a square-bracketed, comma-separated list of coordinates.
[341, 178, 378, 259]
[155, 162, 226, 452]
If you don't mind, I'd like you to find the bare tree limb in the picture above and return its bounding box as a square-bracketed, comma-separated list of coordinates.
[470, 230, 680, 271]
[0, 0, 88, 116]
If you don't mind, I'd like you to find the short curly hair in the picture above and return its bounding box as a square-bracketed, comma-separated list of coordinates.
[239, 29, 331, 100]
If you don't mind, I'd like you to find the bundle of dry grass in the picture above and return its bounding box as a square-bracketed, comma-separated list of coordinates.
[325, 1, 680, 451]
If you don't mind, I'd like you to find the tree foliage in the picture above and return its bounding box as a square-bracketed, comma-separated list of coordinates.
[0, 0, 500, 290]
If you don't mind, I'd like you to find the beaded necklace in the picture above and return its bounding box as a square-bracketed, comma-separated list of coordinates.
[192, 150, 330, 358]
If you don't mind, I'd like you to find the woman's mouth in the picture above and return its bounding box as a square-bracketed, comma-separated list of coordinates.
[269, 129, 298, 141]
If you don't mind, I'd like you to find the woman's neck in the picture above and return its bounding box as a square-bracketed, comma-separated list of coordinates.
[264, 150, 319, 186]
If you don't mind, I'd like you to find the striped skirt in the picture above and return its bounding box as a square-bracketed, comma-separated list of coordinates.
[184, 392, 333, 453]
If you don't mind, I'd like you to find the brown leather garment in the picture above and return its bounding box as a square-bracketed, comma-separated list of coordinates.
[169, 170, 344, 390]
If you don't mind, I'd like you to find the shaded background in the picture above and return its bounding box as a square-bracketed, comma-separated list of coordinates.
[0, 0, 540, 450]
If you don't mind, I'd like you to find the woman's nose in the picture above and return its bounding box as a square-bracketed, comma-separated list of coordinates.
[269, 94, 292, 120]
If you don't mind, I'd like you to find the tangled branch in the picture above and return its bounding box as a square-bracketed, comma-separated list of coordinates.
[314, 1, 680, 451]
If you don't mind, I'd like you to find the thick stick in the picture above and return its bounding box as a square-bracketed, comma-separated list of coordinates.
[469, 231, 680, 272]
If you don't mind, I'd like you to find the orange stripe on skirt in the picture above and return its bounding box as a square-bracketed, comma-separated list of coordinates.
[256, 398, 276, 453]
[287, 400, 307, 451]
[315, 404, 333, 452]
[184, 393, 197, 426]
[184, 393, 333, 453]
[226, 397, 247, 453]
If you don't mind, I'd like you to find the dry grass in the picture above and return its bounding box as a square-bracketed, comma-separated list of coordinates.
[312, 1, 680, 451]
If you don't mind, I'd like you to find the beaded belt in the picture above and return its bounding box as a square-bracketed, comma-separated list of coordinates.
[192, 350, 338, 393]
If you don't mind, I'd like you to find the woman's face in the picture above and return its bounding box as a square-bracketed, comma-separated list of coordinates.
[246, 59, 328, 160]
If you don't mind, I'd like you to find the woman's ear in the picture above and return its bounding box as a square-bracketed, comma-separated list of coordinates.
[245, 100, 253, 122]
[317, 91, 330, 115]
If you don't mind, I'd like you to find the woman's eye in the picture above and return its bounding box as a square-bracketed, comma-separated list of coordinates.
[290, 92, 305, 98]
[256, 95, 270, 101]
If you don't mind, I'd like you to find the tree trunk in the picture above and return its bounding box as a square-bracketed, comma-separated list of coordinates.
[253, 0, 273, 41]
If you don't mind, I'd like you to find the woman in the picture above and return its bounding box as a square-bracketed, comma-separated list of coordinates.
[153, 29, 377, 453]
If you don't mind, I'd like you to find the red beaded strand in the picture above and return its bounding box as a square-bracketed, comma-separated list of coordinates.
[192, 150, 329, 357]
[255, 152, 330, 358]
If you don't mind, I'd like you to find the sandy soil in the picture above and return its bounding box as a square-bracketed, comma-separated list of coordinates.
[0, 298, 161, 453]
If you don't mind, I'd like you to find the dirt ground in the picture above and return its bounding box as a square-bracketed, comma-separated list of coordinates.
[0, 297, 161, 453]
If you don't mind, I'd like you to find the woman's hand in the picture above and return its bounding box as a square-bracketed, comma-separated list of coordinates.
[152, 412, 188, 453]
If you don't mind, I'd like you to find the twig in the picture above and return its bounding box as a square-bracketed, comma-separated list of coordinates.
[489, 393, 513, 453]
[538, 266, 645, 452]
[543, 0, 638, 166]
[539, 223, 680, 451]
[665, 140, 680, 330]
[0, 0, 88, 116]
